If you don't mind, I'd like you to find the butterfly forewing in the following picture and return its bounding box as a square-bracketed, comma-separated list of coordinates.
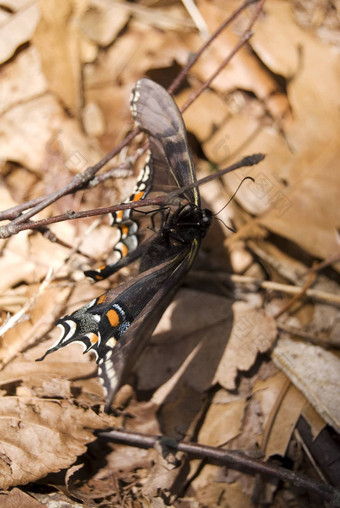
[131, 79, 200, 206]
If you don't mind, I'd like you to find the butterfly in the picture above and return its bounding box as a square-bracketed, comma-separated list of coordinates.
[38, 78, 212, 411]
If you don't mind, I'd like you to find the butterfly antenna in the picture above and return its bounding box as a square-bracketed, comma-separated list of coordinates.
[213, 176, 255, 216]
[215, 216, 236, 233]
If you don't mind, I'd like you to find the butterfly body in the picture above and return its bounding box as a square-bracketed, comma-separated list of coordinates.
[38, 78, 211, 411]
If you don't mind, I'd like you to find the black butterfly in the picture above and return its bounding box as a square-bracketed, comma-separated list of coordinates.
[38, 78, 212, 411]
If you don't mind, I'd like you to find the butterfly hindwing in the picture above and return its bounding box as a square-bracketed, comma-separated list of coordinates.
[84, 156, 154, 281]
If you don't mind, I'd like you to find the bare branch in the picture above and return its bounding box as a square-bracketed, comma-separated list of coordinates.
[97, 427, 339, 504]
[0, 155, 264, 236]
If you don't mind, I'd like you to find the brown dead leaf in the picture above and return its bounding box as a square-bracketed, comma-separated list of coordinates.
[190, 477, 254, 508]
[1, 0, 340, 504]
[252, 2, 340, 261]
[177, 88, 230, 142]
[214, 303, 277, 390]
[66, 399, 160, 505]
[203, 109, 292, 216]
[0, 397, 114, 490]
[137, 288, 234, 394]
[0, 352, 98, 401]
[0, 283, 70, 367]
[254, 372, 306, 459]
[0, 488, 45, 508]
[198, 391, 245, 447]
[32, 0, 84, 115]
[301, 403, 326, 439]
[259, 156, 340, 262]
[0, 233, 37, 294]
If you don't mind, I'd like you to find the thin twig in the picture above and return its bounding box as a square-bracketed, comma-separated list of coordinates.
[305, 249, 340, 274]
[6, 131, 138, 229]
[0, 269, 53, 337]
[169, 0, 261, 94]
[273, 265, 316, 319]
[192, 272, 340, 305]
[277, 322, 339, 350]
[179, 0, 265, 113]
[181, 0, 210, 39]
[0, 155, 264, 236]
[97, 428, 339, 504]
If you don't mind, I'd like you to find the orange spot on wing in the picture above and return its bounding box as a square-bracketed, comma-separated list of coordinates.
[120, 243, 128, 257]
[132, 191, 144, 202]
[97, 294, 107, 304]
[89, 333, 99, 344]
[116, 210, 123, 220]
[106, 309, 120, 327]
[121, 225, 129, 236]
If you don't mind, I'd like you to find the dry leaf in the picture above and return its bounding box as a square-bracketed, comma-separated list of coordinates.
[272, 336, 340, 433]
[197, 0, 291, 121]
[198, 393, 245, 447]
[302, 403, 326, 439]
[137, 288, 234, 394]
[0, 284, 70, 367]
[0, 46, 47, 113]
[1, 0, 339, 504]
[0, 488, 45, 508]
[0, 94, 102, 172]
[32, 0, 83, 115]
[214, 303, 277, 390]
[79, 0, 129, 46]
[254, 372, 307, 459]
[0, 397, 114, 490]
[0, 3, 40, 63]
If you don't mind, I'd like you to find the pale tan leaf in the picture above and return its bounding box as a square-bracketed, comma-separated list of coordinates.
[302, 403, 326, 440]
[214, 304, 277, 390]
[272, 336, 340, 432]
[0, 284, 70, 367]
[32, 0, 82, 115]
[0, 3, 40, 64]
[197, 0, 291, 122]
[0, 46, 47, 114]
[0, 356, 98, 401]
[258, 158, 340, 262]
[0, 233, 37, 294]
[79, 0, 129, 47]
[0, 95, 101, 172]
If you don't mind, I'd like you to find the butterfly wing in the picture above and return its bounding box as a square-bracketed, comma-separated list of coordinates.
[38, 248, 193, 409]
[131, 78, 200, 206]
[39, 78, 210, 411]
[86, 78, 199, 282]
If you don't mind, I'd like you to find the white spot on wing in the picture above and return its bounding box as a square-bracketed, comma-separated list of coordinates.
[61, 320, 77, 343]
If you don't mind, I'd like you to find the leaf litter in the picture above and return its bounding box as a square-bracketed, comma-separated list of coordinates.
[0, 0, 339, 506]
